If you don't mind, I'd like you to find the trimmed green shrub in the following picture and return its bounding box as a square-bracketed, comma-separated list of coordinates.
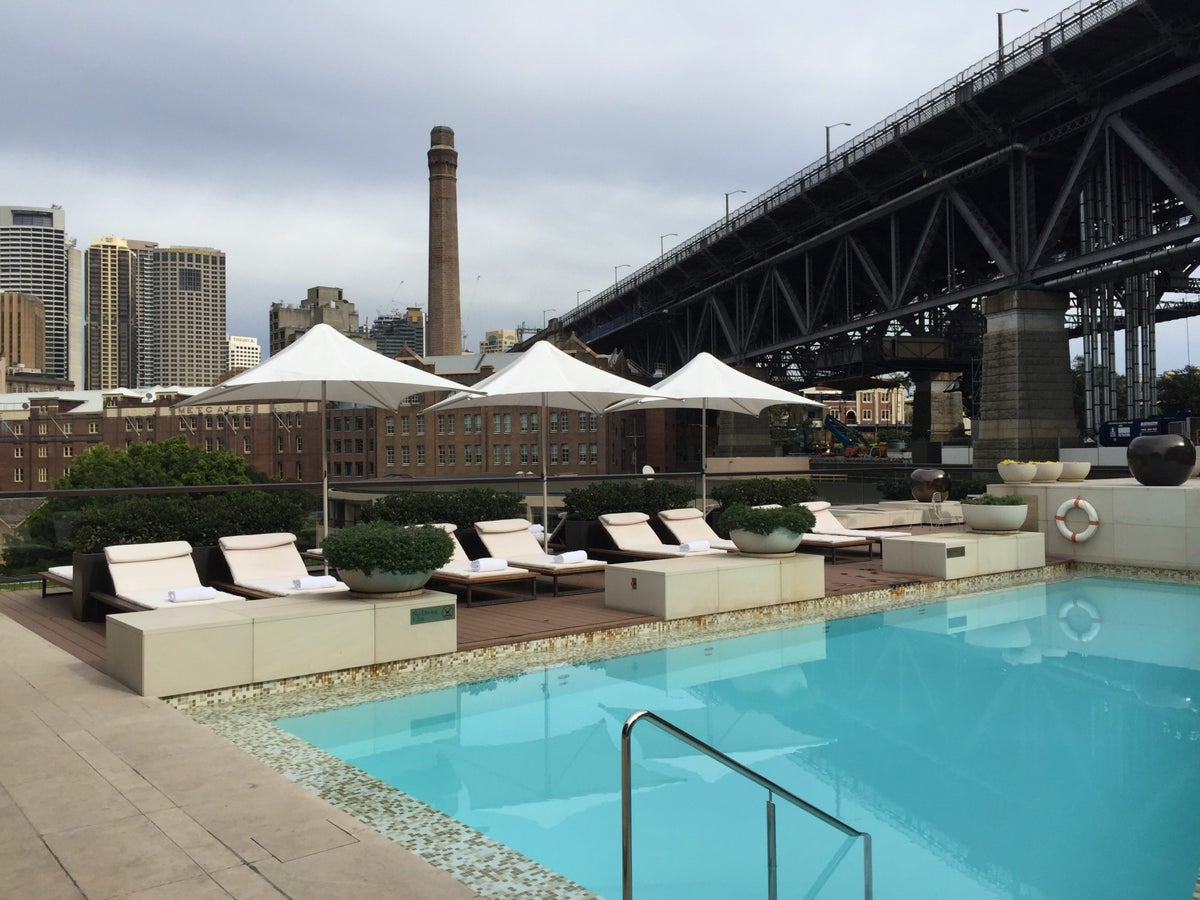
[359, 488, 524, 531]
[562, 480, 695, 520]
[962, 493, 1026, 505]
[322, 522, 453, 576]
[709, 477, 818, 508]
[718, 503, 815, 536]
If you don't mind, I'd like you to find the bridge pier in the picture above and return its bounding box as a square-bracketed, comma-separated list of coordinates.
[974, 289, 1079, 467]
[909, 372, 966, 463]
[713, 410, 774, 459]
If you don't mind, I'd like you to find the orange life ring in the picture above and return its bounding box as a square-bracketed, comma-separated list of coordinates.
[1055, 497, 1099, 543]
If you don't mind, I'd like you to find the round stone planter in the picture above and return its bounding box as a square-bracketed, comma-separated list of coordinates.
[729, 527, 804, 555]
[1058, 461, 1091, 482]
[962, 503, 1027, 533]
[910, 468, 950, 502]
[1127, 434, 1196, 486]
[996, 462, 1036, 484]
[1032, 461, 1063, 483]
[336, 568, 434, 595]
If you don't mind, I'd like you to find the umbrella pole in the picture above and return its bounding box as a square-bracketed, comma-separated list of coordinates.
[321, 382, 329, 572]
[700, 400, 708, 514]
[541, 394, 549, 551]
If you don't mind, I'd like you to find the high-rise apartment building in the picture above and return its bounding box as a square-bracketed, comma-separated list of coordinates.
[0, 292, 46, 371]
[147, 246, 226, 386]
[226, 334, 261, 372]
[371, 308, 425, 357]
[85, 236, 157, 389]
[479, 329, 518, 353]
[0, 206, 81, 385]
[269, 286, 372, 355]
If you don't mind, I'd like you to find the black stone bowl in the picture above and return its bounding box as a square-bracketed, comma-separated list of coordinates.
[1126, 434, 1196, 486]
[911, 468, 951, 502]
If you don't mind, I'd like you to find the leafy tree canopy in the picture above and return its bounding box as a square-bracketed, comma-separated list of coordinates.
[1156, 366, 1200, 417]
[55, 436, 261, 490]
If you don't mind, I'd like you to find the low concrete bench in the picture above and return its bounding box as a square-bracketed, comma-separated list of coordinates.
[107, 589, 458, 697]
[881, 532, 1045, 580]
[604, 552, 824, 619]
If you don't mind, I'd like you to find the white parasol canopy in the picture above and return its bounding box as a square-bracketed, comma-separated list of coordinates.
[608, 352, 824, 508]
[424, 341, 661, 545]
[175, 324, 481, 537]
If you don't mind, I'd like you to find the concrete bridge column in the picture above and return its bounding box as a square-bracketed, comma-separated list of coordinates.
[712, 410, 774, 459]
[909, 372, 965, 461]
[973, 289, 1079, 467]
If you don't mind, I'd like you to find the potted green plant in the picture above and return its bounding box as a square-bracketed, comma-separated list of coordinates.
[961, 493, 1028, 532]
[321, 521, 454, 594]
[717, 503, 816, 555]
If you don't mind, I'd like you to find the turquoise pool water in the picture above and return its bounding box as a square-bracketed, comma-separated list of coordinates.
[276, 577, 1200, 898]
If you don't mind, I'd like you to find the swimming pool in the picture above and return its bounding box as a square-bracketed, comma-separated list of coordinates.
[269, 576, 1200, 898]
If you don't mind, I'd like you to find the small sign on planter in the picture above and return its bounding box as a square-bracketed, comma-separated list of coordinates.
[411, 604, 456, 625]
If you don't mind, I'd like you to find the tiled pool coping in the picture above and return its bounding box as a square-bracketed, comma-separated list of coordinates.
[171, 562, 1200, 899]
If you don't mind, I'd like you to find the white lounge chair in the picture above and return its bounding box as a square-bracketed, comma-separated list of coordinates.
[802, 501, 911, 541]
[656, 507, 738, 552]
[429, 523, 537, 606]
[39, 564, 73, 597]
[475, 518, 606, 596]
[599, 512, 729, 559]
[218, 532, 349, 597]
[103, 541, 244, 610]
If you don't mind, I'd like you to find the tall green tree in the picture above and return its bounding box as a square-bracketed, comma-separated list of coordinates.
[1156, 366, 1200, 416]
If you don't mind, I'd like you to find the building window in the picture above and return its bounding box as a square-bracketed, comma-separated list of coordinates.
[296, 435, 303, 451]
[474, 444, 482, 464]
[578, 412, 587, 432]
[205, 415, 214, 428]
[520, 413, 528, 433]
[334, 462, 343, 476]
[463, 415, 473, 435]
[205, 438, 212, 451]
[448, 445, 456, 465]
[401, 446, 410, 465]
[63, 446, 73, 458]
[861, 391, 873, 402]
[334, 440, 342, 453]
[862, 410, 873, 421]
[13, 467, 22, 483]
[530, 413, 539, 433]
[63, 422, 72, 435]
[530, 443, 539, 464]
[549, 412, 558, 432]
[416, 415, 425, 435]
[276, 462, 284, 479]
[503, 413, 511, 434]
[11, 424, 21, 436]
[38, 423, 47, 435]
[549, 443, 559, 464]
[385, 416, 395, 435]
[520, 444, 529, 464]
[579, 443, 587, 463]
[38, 446, 47, 458]
[493, 445, 501, 465]
[400, 416, 409, 435]
[37, 467, 47, 483]
[501, 445, 510, 465]
[244, 415, 252, 428]
[493, 414, 501, 434]
[881, 409, 891, 421]
[277, 436, 284, 452]
[438, 445, 447, 465]
[416, 445, 425, 465]
[13, 447, 22, 459]
[590, 443, 599, 463]
[88, 422, 98, 434]
[472, 414, 481, 433]
[437, 414, 446, 434]
[447, 415, 455, 435]
[243, 437, 251, 452]
[560, 443, 569, 464]
[332, 417, 341, 432]
[355, 439, 364, 453]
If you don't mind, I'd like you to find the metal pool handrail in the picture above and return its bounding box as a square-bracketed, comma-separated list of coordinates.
[621, 709, 873, 899]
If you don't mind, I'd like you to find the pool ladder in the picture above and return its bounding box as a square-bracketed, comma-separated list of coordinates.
[621, 710, 873, 899]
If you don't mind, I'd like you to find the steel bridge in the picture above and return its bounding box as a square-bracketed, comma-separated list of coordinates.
[546, 0, 1200, 434]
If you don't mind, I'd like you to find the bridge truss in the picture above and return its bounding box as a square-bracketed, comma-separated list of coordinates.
[556, 0, 1200, 434]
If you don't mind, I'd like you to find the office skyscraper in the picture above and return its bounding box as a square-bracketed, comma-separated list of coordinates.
[85, 236, 157, 389]
[371, 307, 425, 357]
[0, 206, 79, 383]
[148, 246, 226, 386]
[426, 126, 462, 356]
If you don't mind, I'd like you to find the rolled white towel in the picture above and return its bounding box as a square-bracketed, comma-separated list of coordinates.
[469, 557, 507, 572]
[167, 586, 218, 603]
[292, 574, 340, 590]
[678, 540, 710, 553]
[528, 524, 544, 535]
[552, 550, 587, 564]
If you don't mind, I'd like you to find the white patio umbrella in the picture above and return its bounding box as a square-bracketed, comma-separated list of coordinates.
[608, 352, 824, 510]
[175, 324, 482, 538]
[424, 341, 661, 547]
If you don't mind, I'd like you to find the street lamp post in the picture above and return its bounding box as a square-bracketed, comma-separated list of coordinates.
[825, 122, 851, 164]
[724, 191, 746, 225]
[614, 263, 630, 288]
[575, 289, 590, 307]
[659, 232, 678, 257]
[997, 7, 1028, 72]
[542, 308, 556, 328]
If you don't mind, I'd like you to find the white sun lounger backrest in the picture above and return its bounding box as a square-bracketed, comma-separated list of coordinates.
[657, 508, 720, 544]
[105, 541, 201, 595]
[475, 518, 541, 559]
[218, 532, 307, 584]
[432, 523, 471, 565]
[597, 512, 662, 550]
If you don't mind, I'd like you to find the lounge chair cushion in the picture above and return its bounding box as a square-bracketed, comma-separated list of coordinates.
[220, 532, 349, 595]
[657, 508, 738, 552]
[475, 518, 606, 573]
[801, 501, 910, 540]
[599, 512, 727, 558]
[104, 540, 243, 609]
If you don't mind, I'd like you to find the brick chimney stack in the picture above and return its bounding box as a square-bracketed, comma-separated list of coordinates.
[426, 125, 461, 356]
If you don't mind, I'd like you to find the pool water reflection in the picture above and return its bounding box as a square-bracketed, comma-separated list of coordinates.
[276, 578, 1200, 899]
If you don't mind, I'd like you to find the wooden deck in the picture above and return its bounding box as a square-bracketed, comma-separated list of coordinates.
[0, 538, 948, 673]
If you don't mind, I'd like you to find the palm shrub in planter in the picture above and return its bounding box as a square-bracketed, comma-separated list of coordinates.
[718, 503, 816, 554]
[322, 521, 454, 593]
[961, 493, 1028, 532]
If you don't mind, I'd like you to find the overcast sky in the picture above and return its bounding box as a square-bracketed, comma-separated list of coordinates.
[5, 0, 1194, 373]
